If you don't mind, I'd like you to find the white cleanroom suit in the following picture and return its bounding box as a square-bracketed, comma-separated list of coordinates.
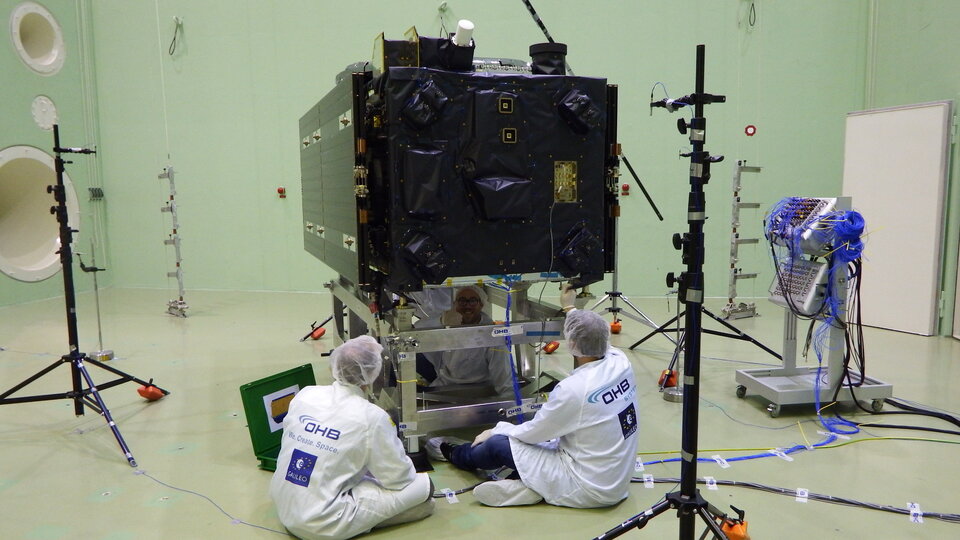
[490, 346, 639, 508]
[269, 381, 432, 540]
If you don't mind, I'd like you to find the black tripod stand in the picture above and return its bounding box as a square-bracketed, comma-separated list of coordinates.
[629, 304, 781, 358]
[630, 268, 780, 400]
[0, 124, 168, 467]
[626, 109, 780, 394]
[595, 45, 741, 540]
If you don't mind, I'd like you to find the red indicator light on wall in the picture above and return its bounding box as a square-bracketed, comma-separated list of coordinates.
[621, 183, 630, 196]
[277, 187, 287, 198]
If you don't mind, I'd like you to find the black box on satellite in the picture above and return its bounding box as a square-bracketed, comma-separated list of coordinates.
[299, 33, 619, 294]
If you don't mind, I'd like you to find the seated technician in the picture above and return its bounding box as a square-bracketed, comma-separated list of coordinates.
[429, 287, 639, 508]
[270, 336, 434, 540]
[415, 285, 514, 396]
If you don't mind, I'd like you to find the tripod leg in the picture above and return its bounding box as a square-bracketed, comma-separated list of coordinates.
[84, 356, 170, 395]
[701, 307, 782, 360]
[0, 357, 67, 401]
[695, 506, 729, 539]
[593, 498, 673, 540]
[588, 294, 613, 312]
[618, 295, 679, 345]
[76, 357, 138, 467]
[659, 332, 686, 391]
[628, 312, 682, 350]
[619, 295, 664, 329]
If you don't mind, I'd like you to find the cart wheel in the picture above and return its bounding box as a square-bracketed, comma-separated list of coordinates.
[736, 385, 747, 399]
[767, 403, 781, 418]
[871, 399, 884, 412]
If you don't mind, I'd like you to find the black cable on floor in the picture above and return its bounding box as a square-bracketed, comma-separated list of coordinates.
[633, 476, 960, 524]
[432, 481, 483, 498]
[836, 379, 960, 437]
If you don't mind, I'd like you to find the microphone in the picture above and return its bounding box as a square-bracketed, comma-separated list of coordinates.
[76, 253, 104, 273]
[650, 93, 725, 114]
[650, 97, 691, 113]
[55, 146, 97, 154]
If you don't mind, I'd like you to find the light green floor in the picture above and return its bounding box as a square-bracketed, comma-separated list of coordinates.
[1, 288, 959, 539]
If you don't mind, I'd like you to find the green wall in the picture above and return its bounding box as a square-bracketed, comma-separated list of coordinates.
[0, 0, 102, 305]
[11, 0, 952, 334]
[82, 0, 867, 297]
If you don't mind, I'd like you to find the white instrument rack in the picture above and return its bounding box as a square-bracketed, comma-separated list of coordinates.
[735, 196, 892, 416]
[721, 160, 761, 319]
[159, 166, 188, 317]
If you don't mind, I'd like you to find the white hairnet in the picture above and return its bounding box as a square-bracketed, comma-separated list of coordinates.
[330, 335, 383, 387]
[455, 285, 487, 305]
[564, 309, 609, 357]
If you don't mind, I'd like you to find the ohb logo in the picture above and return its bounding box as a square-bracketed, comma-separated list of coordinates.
[298, 415, 341, 440]
[587, 378, 632, 404]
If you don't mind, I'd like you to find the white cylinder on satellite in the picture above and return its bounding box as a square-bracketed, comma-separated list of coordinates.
[0, 145, 80, 282]
[452, 19, 474, 47]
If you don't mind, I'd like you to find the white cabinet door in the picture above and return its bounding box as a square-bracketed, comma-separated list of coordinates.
[842, 101, 952, 336]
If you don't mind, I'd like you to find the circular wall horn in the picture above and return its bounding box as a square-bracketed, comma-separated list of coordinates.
[9, 2, 66, 76]
[0, 145, 80, 282]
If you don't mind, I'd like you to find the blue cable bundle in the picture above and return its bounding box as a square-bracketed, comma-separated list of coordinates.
[490, 280, 526, 423]
[814, 209, 865, 434]
[643, 432, 841, 467]
[832, 210, 866, 264]
[767, 200, 867, 434]
[834, 209, 865, 238]
[764, 197, 806, 261]
[813, 208, 865, 332]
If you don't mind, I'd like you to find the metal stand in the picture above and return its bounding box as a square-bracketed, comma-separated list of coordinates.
[735, 310, 892, 417]
[589, 267, 676, 346]
[595, 45, 738, 540]
[625, 163, 778, 398]
[657, 297, 686, 402]
[629, 164, 780, 359]
[158, 167, 188, 317]
[628, 305, 781, 361]
[635, 303, 780, 404]
[735, 197, 892, 417]
[328, 276, 563, 454]
[78, 241, 113, 362]
[0, 125, 169, 467]
[721, 161, 761, 320]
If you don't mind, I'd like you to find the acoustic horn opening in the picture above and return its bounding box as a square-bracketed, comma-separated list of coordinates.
[9, 2, 66, 75]
[0, 145, 80, 282]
